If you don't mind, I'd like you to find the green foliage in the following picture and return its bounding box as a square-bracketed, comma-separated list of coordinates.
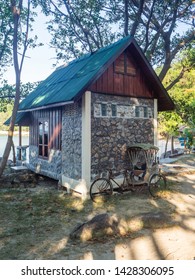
[0, 80, 40, 112]
[0, 104, 14, 132]
[183, 128, 194, 148]
[40, 0, 116, 63]
[159, 50, 195, 138]
[158, 111, 182, 137]
[0, 80, 39, 131]
[0, 1, 13, 76]
[0, 1, 42, 78]
[164, 62, 195, 126]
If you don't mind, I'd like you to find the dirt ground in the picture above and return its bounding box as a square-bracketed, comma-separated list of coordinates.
[0, 155, 195, 260]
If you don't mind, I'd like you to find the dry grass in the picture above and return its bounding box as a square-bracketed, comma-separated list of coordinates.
[2, 153, 195, 259]
[0, 173, 176, 260]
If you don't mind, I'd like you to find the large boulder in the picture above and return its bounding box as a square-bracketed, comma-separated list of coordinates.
[70, 213, 119, 241]
[69, 211, 173, 242]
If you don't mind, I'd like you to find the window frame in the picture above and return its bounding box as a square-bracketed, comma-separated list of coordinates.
[111, 104, 117, 117]
[135, 106, 149, 118]
[114, 52, 136, 76]
[101, 103, 107, 117]
[38, 118, 49, 159]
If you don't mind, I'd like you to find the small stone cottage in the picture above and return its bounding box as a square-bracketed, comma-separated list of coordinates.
[15, 36, 174, 194]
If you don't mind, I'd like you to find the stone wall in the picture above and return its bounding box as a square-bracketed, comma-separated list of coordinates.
[91, 93, 154, 179]
[61, 101, 82, 180]
[27, 145, 62, 180]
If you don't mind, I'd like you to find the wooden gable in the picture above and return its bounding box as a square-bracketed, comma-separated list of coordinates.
[88, 48, 153, 99]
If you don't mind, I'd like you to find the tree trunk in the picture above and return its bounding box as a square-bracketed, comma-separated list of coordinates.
[124, 0, 129, 36]
[171, 135, 174, 154]
[130, 0, 145, 36]
[0, 76, 20, 177]
[164, 134, 169, 158]
[0, 0, 28, 177]
[11, 139, 16, 165]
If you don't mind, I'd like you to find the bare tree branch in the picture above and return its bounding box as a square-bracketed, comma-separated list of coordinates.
[130, 0, 145, 36]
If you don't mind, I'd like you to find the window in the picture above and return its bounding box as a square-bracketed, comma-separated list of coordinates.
[101, 104, 107, 116]
[135, 106, 140, 118]
[147, 108, 153, 118]
[115, 54, 125, 74]
[39, 120, 49, 158]
[115, 52, 136, 76]
[111, 104, 117, 117]
[143, 107, 148, 118]
[135, 106, 149, 118]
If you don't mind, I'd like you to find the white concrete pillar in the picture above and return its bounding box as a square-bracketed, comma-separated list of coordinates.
[82, 91, 91, 189]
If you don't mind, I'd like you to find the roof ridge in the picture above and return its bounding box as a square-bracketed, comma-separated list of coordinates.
[62, 35, 132, 68]
[94, 35, 132, 54]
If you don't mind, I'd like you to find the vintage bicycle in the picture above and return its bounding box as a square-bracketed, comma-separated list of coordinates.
[90, 143, 167, 201]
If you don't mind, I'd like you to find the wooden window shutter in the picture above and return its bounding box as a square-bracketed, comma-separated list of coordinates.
[115, 53, 125, 74]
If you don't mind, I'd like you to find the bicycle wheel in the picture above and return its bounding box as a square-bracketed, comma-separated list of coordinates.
[90, 178, 113, 202]
[149, 173, 167, 198]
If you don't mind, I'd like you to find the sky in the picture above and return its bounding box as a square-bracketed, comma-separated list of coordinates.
[4, 10, 56, 85]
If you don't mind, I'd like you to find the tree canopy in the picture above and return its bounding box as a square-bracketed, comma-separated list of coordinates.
[159, 48, 195, 152]
[0, 1, 44, 78]
[39, 0, 195, 89]
[0, 1, 13, 77]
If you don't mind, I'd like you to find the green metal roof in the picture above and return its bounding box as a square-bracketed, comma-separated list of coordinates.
[4, 112, 30, 126]
[19, 36, 133, 111]
[4, 112, 29, 126]
[18, 35, 174, 112]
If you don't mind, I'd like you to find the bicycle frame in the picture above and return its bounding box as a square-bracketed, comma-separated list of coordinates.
[107, 169, 133, 192]
[90, 143, 167, 201]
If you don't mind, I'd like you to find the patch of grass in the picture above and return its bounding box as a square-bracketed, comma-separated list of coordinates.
[0, 173, 180, 259]
[0, 185, 95, 259]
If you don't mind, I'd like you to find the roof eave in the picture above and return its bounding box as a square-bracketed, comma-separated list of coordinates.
[18, 100, 74, 112]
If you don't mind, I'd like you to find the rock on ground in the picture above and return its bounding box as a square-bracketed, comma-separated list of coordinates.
[70, 212, 173, 242]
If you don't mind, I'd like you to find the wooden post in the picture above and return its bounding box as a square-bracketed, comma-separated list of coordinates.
[18, 126, 22, 160]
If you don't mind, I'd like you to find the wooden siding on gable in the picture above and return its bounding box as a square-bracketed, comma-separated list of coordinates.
[89, 50, 153, 98]
[30, 107, 62, 150]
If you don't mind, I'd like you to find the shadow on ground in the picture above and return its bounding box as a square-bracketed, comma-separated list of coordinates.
[0, 161, 195, 260]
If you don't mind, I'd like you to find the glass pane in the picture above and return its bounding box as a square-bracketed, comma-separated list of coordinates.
[39, 145, 42, 156]
[139, 107, 144, 118]
[44, 121, 48, 144]
[144, 107, 148, 118]
[135, 107, 140, 117]
[44, 146, 48, 157]
[39, 122, 43, 144]
[101, 104, 107, 116]
[44, 121, 48, 133]
[39, 120, 49, 158]
[44, 133, 48, 145]
[111, 104, 117, 117]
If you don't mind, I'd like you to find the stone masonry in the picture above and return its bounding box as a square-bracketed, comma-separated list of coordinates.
[91, 93, 154, 180]
[61, 101, 82, 181]
[27, 145, 62, 180]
